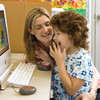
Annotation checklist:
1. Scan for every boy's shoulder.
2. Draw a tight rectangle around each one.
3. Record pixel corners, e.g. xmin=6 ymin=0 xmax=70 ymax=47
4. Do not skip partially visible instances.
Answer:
xmin=72 ymin=48 xmax=91 ymax=60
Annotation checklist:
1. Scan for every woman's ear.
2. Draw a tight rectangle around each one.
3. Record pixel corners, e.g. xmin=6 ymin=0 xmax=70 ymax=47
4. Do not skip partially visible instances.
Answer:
xmin=28 ymin=28 xmax=34 ymax=35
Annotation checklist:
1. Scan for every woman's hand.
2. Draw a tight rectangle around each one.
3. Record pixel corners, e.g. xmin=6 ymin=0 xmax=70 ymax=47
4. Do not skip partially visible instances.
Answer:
xmin=74 ymin=93 xmax=96 ymax=100
xmin=35 ymin=47 xmax=55 ymax=74
xmin=35 ymin=48 xmax=50 ymax=62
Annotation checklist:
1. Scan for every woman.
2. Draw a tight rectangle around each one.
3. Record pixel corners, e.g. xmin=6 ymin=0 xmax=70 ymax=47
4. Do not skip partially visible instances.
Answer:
xmin=24 ymin=7 xmax=54 ymax=67
xmin=23 ymin=7 xmax=98 ymax=100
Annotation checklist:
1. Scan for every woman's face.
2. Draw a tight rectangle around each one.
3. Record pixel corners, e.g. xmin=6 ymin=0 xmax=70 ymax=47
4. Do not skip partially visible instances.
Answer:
xmin=33 ymin=15 xmax=53 ymax=47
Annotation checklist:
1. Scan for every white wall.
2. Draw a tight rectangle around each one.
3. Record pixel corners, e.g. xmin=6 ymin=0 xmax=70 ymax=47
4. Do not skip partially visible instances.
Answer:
xmin=91 ymin=0 xmax=96 ymax=64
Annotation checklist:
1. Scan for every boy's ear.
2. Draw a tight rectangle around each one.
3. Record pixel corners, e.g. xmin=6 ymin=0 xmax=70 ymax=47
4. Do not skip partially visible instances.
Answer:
xmin=28 ymin=28 xmax=34 ymax=35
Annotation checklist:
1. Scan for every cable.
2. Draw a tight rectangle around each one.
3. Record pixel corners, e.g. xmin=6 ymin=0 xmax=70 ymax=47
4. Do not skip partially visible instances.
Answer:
xmin=0 ymin=85 xmax=9 ymax=91
xmin=12 ymin=85 xmax=19 ymax=93
xmin=0 ymin=84 xmax=19 ymax=94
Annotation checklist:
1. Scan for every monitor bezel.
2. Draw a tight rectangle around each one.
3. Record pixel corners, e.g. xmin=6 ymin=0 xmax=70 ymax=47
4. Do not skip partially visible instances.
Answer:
xmin=0 ymin=4 xmax=12 ymax=76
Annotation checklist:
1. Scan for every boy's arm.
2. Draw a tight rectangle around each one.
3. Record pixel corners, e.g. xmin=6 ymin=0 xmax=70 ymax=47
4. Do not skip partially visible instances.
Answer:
xmin=57 ymin=62 xmax=85 ymax=96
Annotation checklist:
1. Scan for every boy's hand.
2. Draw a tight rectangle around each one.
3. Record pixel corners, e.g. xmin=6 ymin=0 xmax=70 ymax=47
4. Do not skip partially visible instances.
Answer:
xmin=50 ymin=42 xmax=66 ymax=65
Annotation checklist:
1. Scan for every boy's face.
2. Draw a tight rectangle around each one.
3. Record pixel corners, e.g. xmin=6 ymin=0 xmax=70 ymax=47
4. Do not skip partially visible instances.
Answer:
xmin=33 ymin=15 xmax=53 ymax=47
xmin=53 ymin=27 xmax=74 ymax=52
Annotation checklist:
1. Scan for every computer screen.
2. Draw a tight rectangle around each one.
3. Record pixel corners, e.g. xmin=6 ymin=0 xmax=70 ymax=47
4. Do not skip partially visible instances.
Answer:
xmin=0 ymin=11 xmax=9 ymax=55
xmin=0 ymin=4 xmax=11 ymax=76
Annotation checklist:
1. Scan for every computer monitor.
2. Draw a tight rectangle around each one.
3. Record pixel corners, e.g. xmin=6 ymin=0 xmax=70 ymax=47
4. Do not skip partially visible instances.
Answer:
xmin=0 ymin=4 xmax=12 ymax=76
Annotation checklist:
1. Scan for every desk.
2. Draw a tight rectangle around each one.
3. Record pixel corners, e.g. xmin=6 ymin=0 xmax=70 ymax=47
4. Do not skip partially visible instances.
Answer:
xmin=0 ymin=53 xmax=52 ymax=100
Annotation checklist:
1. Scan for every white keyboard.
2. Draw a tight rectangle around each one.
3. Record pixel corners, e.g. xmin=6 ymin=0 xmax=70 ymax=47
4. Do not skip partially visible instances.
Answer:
xmin=7 ymin=62 xmax=36 ymax=87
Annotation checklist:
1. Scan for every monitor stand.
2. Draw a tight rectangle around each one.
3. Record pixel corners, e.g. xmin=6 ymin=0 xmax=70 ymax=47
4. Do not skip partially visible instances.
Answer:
xmin=0 ymin=64 xmax=13 ymax=85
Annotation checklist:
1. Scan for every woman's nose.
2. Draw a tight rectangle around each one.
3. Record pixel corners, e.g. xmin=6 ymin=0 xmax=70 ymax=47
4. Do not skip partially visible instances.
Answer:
xmin=43 ymin=26 xmax=48 ymax=32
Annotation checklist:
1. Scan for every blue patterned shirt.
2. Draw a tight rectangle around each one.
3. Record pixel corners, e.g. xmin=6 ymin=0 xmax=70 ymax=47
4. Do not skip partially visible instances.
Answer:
xmin=53 ymin=48 xmax=93 ymax=100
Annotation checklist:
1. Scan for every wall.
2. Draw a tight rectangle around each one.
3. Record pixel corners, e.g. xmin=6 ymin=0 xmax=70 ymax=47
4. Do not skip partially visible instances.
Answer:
xmin=0 ymin=1 xmax=51 ymax=53
xmin=91 ymin=0 xmax=95 ymax=64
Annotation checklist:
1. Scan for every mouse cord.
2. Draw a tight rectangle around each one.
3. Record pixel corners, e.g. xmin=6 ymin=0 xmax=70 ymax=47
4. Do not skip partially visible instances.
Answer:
xmin=0 ymin=85 xmax=9 ymax=91
xmin=12 ymin=85 xmax=19 ymax=93
xmin=0 ymin=84 xmax=19 ymax=93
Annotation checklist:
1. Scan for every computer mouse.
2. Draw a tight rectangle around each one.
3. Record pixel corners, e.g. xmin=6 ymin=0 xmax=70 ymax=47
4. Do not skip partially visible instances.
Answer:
xmin=19 ymin=86 xmax=36 ymax=95
xmin=38 ymin=61 xmax=51 ymax=71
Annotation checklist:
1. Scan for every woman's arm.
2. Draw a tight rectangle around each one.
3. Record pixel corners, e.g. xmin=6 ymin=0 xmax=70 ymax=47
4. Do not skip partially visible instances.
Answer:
xmin=75 ymin=66 xmax=99 ymax=100
xmin=90 ymin=67 xmax=99 ymax=98
xmin=74 ymin=93 xmax=95 ymax=100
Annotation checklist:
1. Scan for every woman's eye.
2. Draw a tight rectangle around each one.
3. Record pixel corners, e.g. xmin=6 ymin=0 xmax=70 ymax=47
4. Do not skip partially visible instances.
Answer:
xmin=36 ymin=26 xmax=41 ymax=30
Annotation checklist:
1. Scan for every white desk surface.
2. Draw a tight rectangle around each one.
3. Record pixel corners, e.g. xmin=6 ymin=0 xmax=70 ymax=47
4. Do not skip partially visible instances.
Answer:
xmin=0 ymin=53 xmax=52 ymax=100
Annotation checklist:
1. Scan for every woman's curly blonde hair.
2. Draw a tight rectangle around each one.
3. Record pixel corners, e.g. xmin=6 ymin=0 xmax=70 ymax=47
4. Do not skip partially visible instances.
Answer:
xmin=50 ymin=10 xmax=89 ymax=50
